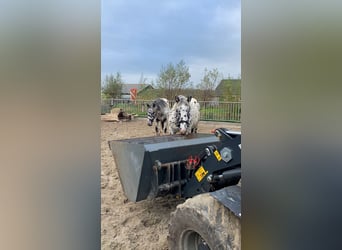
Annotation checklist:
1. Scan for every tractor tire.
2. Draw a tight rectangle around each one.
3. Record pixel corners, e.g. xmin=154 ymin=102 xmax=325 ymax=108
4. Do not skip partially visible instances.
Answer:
xmin=168 ymin=193 xmax=240 ymax=250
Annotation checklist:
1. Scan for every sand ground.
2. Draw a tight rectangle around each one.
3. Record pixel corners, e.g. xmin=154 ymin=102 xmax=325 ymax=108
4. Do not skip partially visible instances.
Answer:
xmin=101 ymin=117 xmax=241 ymax=249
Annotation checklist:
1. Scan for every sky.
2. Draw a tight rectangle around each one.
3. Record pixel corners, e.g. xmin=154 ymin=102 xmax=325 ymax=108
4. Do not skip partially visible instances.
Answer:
xmin=101 ymin=0 xmax=241 ymax=86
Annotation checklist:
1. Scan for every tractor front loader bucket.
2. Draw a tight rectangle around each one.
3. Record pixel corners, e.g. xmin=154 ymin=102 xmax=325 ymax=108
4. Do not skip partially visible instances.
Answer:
xmin=108 ymin=134 xmax=220 ymax=202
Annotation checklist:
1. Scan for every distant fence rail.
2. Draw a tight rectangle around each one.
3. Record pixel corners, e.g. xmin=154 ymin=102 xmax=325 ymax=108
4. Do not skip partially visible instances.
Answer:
xmin=101 ymin=99 xmax=241 ymax=122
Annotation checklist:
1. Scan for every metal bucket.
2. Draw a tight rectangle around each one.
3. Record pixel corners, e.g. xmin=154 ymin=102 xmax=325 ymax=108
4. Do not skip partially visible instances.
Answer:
xmin=108 ymin=134 xmax=220 ymax=202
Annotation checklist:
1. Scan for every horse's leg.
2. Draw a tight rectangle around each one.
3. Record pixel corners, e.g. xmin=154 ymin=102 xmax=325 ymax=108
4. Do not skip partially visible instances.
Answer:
xmin=155 ymin=120 xmax=161 ymax=136
xmin=168 ymin=122 xmax=175 ymax=135
xmin=169 ymin=124 xmax=175 ymax=135
xmin=169 ymin=126 xmax=173 ymax=135
xmin=161 ymin=120 xmax=167 ymax=134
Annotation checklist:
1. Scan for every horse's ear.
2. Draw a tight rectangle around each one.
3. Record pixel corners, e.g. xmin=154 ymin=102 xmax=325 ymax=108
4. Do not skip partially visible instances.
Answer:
xmin=187 ymin=96 xmax=192 ymax=102
xmin=175 ymin=96 xmax=180 ymax=102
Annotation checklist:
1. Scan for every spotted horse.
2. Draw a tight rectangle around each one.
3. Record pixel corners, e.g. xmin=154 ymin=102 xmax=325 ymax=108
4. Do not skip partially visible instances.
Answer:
xmin=146 ymin=98 xmax=170 ymax=135
xmin=168 ymin=95 xmax=200 ymax=135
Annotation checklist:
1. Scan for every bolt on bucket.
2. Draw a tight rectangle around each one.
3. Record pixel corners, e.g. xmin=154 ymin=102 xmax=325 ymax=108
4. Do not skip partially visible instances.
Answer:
xmin=108 ymin=134 xmax=220 ymax=202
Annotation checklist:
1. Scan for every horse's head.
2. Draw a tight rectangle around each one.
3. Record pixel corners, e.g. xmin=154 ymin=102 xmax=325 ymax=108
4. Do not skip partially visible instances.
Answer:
xmin=146 ymin=103 xmax=155 ymax=126
xmin=175 ymin=101 xmax=190 ymax=135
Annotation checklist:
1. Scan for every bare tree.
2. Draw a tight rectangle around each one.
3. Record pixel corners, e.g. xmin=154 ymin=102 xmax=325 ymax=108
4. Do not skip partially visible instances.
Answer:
xmin=102 ymin=72 xmax=123 ymax=99
xmin=138 ymin=72 xmax=148 ymax=85
xmin=198 ymin=68 xmax=222 ymax=102
xmin=156 ymin=60 xmax=191 ymax=100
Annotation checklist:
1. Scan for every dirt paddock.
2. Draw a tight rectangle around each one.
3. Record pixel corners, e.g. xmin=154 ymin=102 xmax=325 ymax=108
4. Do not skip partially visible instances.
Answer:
xmin=101 ymin=117 xmax=241 ymax=249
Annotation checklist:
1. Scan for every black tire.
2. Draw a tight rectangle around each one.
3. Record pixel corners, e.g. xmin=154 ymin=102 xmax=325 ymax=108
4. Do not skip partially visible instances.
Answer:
xmin=168 ymin=193 xmax=240 ymax=250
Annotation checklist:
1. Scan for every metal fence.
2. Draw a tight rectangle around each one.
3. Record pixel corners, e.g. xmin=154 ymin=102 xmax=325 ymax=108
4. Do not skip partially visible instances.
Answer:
xmin=101 ymin=99 xmax=241 ymax=123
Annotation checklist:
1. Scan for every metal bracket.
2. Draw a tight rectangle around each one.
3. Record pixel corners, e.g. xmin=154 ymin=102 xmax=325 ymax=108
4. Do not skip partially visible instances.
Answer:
xmin=210 ymin=185 xmax=241 ymax=218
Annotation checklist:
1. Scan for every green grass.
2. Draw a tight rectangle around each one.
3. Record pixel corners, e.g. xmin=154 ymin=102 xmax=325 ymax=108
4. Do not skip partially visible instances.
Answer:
xmin=200 ymin=106 xmax=241 ymax=122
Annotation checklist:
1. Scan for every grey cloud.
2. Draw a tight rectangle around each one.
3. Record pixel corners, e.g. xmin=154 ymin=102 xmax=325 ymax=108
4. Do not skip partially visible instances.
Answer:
xmin=102 ymin=0 xmax=240 ymax=82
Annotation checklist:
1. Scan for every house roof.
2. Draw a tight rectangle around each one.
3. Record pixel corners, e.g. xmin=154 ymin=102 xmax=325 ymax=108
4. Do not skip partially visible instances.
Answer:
xmin=121 ymin=84 xmax=153 ymax=94
xmin=215 ymin=79 xmax=241 ymax=96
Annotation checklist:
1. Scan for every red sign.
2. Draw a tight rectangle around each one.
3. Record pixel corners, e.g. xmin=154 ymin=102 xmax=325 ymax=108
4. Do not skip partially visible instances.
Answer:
xmin=130 ymin=88 xmax=137 ymax=101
